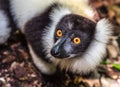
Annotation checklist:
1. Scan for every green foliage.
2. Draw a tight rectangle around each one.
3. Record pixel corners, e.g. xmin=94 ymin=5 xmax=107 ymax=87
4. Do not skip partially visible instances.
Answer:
xmin=101 ymin=60 xmax=110 ymax=65
xmin=112 ymin=63 xmax=120 ymax=71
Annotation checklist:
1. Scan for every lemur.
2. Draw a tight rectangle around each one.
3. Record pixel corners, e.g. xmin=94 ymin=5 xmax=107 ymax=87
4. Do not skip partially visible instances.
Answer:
xmin=0 ymin=0 xmax=112 ymax=75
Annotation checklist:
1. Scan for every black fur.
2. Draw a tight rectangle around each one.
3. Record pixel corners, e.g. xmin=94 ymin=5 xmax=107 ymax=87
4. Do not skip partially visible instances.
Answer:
xmin=24 ymin=4 xmax=60 ymax=62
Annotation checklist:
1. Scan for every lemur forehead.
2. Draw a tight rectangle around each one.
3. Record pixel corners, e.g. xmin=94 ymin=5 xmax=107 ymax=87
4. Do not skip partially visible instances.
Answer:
xmin=68 ymin=22 xmax=73 ymax=30
xmin=57 ymin=14 xmax=96 ymax=31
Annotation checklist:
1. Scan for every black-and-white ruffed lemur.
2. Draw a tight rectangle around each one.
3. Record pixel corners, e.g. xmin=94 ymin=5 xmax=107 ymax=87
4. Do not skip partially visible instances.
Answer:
xmin=0 ymin=0 xmax=112 ymax=75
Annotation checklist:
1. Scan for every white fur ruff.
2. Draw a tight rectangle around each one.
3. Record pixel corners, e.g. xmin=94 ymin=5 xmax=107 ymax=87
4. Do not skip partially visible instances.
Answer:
xmin=0 ymin=10 xmax=11 ymax=44
xmin=43 ymin=7 xmax=112 ymax=74
xmin=28 ymin=44 xmax=56 ymax=75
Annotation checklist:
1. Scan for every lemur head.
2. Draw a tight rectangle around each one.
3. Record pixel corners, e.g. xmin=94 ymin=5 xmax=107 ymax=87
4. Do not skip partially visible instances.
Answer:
xmin=39 ymin=3 xmax=112 ymax=74
xmin=51 ymin=14 xmax=96 ymax=59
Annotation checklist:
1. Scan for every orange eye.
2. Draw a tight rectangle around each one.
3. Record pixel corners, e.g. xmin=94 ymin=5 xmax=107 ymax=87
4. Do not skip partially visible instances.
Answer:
xmin=56 ymin=29 xmax=62 ymax=37
xmin=73 ymin=37 xmax=81 ymax=44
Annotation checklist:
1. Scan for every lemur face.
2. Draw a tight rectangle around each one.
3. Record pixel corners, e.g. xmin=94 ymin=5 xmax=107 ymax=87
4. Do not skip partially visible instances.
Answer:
xmin=51 ymin=14 xmax=96 ymax=59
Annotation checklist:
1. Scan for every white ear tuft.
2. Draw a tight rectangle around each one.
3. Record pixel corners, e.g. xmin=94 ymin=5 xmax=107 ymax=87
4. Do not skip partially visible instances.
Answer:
xmin=95 ymin=18 xmax=113 ymax=44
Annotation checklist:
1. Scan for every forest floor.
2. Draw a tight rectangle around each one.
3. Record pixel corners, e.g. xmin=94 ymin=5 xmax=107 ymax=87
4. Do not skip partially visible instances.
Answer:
xmin=0 ymin=0 xmax=120 ymax=87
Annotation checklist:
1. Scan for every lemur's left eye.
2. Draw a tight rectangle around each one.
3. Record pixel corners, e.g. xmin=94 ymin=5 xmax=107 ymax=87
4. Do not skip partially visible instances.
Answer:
xmin=56 ymin=29 xmax=62 ymax=37
xmin=73 ymin=37 xmax=81 ymax=45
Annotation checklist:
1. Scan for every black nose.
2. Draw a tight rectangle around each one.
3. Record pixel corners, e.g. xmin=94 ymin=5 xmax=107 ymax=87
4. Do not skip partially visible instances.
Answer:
xmin=51 ymin=46 xmax=61 ymax=58
xmin=51 ymin=45 xmax=70 ymax=58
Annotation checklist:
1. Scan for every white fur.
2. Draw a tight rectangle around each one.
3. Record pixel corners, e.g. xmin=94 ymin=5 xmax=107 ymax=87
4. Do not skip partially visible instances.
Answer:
xmin=10 ymin=0 xmax=54 ymax=32
xmin=28 ymin=44 xmax=56 ymax=75
xmin=0 ymin=10 xmax=11 ymax=44
xmin=55 ymin=0 xmax=96 ymax=21
xmin=42 ymin=6 xmax=112 ymax=74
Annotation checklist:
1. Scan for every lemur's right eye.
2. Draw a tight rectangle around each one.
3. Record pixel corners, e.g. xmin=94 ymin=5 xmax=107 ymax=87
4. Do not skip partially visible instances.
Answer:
xmin=73 ymin=37 xmax=81 ymax=45
xmin=56 ymin=29 xmax=62 ymax=37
